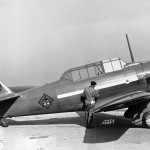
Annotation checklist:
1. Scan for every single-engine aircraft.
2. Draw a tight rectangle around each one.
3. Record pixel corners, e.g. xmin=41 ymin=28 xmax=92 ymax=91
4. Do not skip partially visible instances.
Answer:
xmin=1 ymin=35 xmax=150 ymax=128
xmin=1 ymin=57 xmax=150 ymax=128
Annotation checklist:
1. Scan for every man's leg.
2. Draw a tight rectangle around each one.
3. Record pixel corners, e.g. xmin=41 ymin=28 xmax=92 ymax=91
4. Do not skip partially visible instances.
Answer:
xmin=85 ymin=101 xmax=91 ymax=128
xmin=85 ymin=103 xmax=95 ymax=128
xmin=87 ymin=106 xmax=94 ymax=128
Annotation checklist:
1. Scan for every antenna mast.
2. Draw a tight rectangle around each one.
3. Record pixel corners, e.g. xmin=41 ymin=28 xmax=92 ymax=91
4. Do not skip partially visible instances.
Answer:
xmin=126 ymin=34 xmax=135 ymax=62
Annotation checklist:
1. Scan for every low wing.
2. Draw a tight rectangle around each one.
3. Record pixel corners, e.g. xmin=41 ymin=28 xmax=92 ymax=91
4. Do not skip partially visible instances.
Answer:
xmin=94 ymin=91 xmax=150 ymax=113
xmin=0 ymin=81 xmax=20 ymax=117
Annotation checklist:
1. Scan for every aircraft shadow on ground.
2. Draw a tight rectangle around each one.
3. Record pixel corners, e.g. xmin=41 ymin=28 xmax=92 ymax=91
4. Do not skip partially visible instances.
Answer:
xmin=1 ymin=111 xmax=142 ymax=143
xmin=79 ymin=112 xmax=135 ymax=143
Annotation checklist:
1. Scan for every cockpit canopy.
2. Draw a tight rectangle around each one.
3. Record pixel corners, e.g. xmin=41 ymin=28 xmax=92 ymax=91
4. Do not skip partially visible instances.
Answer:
xmin=61 ymin=57 xmax=126 ymax=82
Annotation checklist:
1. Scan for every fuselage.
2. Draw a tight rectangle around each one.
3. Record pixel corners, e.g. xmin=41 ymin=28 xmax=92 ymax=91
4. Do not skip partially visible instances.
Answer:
xmin=4 ymin=61 xmax=150 ymax=118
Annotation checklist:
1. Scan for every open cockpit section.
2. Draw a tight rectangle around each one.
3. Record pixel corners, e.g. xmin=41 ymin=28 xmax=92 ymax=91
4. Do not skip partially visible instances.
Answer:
xmin=60 ymin=57 xmax=126 ymax=82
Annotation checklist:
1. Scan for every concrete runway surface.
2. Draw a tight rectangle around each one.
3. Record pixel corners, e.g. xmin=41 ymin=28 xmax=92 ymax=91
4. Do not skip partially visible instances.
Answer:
xmin=0 ymin=110 xmax=150 ymax=150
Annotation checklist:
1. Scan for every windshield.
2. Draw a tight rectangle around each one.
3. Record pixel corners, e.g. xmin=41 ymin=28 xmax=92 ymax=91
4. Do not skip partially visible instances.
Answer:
xmin=61 ymin=57 xmax=126 ymax=82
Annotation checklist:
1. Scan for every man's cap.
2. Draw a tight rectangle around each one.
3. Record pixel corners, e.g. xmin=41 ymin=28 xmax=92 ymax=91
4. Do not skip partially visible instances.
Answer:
xmin=91 ymin=81 xmax=97 ymax=86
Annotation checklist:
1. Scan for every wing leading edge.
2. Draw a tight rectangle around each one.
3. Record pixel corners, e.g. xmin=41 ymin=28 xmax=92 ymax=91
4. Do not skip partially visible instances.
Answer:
xmin=94 ymin=91 xmax=150 ymax=113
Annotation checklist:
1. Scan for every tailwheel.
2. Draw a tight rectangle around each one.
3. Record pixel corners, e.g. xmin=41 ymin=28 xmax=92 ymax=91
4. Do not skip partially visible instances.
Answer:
xmin=142 ymin=112 xmax=150 ymax=128
xmin=1 ymin=118 xmax=8 ymax=127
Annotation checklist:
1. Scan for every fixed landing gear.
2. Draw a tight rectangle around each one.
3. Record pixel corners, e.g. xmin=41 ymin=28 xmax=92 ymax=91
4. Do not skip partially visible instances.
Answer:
xmin=142 ymin=112 xmax=150 ymax=128
xmin=0 ymin=118 xmax=8 ymax=127
xmin=124 ymin=104 xmax=150 ymax=128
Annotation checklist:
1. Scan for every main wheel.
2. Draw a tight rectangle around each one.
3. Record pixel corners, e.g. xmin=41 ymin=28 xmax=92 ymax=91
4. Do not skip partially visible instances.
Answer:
xmin=142 ymin=112 xmax=150 ymax=128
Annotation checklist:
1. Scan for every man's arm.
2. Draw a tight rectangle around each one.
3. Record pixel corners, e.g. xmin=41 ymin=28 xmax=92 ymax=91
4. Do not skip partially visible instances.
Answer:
xmin=81 ymin=90 xmax=86 ymax=101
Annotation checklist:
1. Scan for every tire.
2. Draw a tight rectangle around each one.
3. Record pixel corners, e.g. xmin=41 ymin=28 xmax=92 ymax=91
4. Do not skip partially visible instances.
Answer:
xmin=142 ymin=112 xmax=150 ymax=128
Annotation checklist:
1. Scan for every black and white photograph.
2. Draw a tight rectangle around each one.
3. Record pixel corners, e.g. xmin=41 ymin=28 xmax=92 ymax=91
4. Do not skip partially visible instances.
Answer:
xmin=0 ymin=0 xmax=150 ymax=150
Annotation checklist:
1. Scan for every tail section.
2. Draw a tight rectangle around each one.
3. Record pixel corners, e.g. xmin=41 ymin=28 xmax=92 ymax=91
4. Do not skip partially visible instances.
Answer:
xmin=0 ymin=81 xmax=20 ymax=103
xmin=0 ymin=81 xmax=14 ymax=95
xmin=0 ymin=81 xmax=20 ymax=119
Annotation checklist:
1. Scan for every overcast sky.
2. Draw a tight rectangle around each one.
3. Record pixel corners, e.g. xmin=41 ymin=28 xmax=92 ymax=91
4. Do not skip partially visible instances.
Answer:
xmin=0 ymin=0 xmax=150 ymax=86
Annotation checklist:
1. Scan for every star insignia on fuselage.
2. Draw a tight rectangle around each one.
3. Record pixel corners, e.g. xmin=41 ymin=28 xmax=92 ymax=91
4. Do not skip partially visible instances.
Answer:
xmin=38 ymin=93 xmax=54 ymax=109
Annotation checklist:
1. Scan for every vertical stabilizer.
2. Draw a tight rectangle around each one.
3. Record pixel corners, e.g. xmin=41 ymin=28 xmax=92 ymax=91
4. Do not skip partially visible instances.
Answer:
xmin=0 ymin=81 xmax=14 ymax=95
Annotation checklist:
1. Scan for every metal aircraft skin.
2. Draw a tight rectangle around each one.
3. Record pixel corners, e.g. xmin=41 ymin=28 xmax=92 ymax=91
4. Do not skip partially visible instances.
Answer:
xmin=9 ymin=86 xmax=36 ymax=93
xmin=1 ymin=57 xmax=150 ymax=128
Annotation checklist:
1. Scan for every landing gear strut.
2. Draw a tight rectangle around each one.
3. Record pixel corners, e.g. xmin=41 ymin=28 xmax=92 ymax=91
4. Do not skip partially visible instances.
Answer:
xmin=0 ymin=118 xmax=8 ymax=127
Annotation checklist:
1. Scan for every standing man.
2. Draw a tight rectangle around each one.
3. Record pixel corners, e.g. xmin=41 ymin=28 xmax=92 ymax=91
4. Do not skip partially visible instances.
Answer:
xmin=82 ymin=81 xmax=100 ymax=128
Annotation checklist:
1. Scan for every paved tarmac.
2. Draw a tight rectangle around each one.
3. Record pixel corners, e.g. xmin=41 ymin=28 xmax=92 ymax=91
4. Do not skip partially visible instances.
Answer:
xmin=0 ymin=110 xmax=150 ymax=150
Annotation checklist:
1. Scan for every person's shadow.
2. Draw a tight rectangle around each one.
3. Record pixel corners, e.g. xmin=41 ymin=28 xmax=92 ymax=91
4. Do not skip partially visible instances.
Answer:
xmin=0 ymin=111 xmax=141 ymax=143
xmin=80 ymin=112 xmax=136 ymax=143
